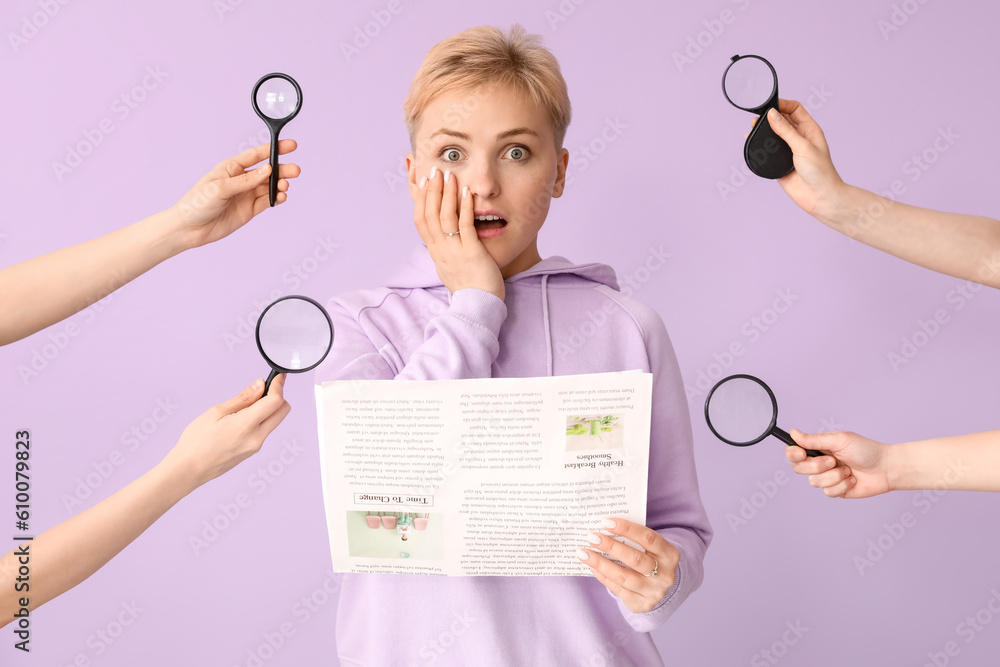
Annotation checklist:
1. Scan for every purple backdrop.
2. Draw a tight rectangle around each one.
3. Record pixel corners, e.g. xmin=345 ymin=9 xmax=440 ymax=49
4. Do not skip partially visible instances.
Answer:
xmin=2 ymin=1 xmax=999 ymax=665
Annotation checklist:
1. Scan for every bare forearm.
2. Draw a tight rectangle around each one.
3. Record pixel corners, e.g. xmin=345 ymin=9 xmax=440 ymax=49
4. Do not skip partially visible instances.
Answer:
xmin=0 ymin=459 xmax=194 ymax=623
xmin=889 ymin=430 xmax=1000 ymax=492
xmin=821 ymin=185 xmax=1000 ymax=288
xmin=0 ymin=208 xmax=190 ymax=346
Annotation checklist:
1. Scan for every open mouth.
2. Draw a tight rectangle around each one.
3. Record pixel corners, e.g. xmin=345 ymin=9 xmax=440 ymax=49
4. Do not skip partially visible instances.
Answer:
xmin=474 ymin=213 xmax=507 ymax=230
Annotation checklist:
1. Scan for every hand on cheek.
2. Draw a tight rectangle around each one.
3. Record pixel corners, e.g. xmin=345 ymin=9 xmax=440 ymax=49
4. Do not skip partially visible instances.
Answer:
xmin=576 ymin=517 xmax=680 ymax=614
xmin=413 ymin=167 xmax=505 ymax=301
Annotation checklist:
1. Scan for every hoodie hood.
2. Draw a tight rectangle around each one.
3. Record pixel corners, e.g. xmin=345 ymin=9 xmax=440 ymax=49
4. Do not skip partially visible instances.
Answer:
xmin=385 ymin=244 xmax=621 ymax=377
xmin=385 ymin=244 xmax=621 ymax=291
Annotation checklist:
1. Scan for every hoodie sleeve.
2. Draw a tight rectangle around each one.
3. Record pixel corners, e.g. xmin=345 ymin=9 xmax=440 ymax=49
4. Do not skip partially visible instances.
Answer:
xmin=315 ymin=287 xmax=507 ymax=383
xmin=607 ymin=302 xmax=713 ymax=632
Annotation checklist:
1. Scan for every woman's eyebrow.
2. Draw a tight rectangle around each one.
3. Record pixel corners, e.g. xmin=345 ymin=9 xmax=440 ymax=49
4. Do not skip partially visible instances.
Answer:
xmin=429 ymin=128 xmax=469 ymax=140
xmin=428 ymin=127 xmax=539 ymax=141
xmin=496 ymin=127 xmax=538 ymax=140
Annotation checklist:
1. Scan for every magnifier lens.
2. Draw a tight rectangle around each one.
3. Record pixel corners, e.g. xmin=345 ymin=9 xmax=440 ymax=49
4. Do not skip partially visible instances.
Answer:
xmin=724 ymin=56 xmax=776 ymax=111
xmin=257 ymin=297 xmax=332 ymax=372
xmin=255 ymin=77 xmax=299 ymax=120
xmin=706 ymin=377 xmax=776 ymax=445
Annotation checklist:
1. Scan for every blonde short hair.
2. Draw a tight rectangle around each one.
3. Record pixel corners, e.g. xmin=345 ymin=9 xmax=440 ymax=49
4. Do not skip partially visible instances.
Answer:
xmin=403 ymin=25 xmax=572 ymax=148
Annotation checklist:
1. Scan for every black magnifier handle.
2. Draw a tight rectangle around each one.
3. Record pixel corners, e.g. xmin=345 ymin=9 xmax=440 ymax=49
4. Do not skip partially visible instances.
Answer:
xmin=771 ymin=426 xmax=823 ymax=458
xmin=263 ymin=368 xmax=280 ymax=397
xmin=746 ymin=109 xmax=794 ymax=179
xmin=268 ymin=125 xmax=280 ymax=207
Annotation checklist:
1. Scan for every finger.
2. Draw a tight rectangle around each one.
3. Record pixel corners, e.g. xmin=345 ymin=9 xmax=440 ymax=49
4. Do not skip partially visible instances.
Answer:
xmin=228 ymin=140 xmax=299 ymax=173
xmin=790 ymin=428 xmax=848 ymax=456
xmin=250 ymin=178 xmax=291 ymax=199
xmin=578 ymin=549 xmax=651 ymax=606
xmin=439 ymin=169 xmax=459 ymax=235
xmin=423 ymin=167 xmax=444 ymax=237
xmin=214 ymin=378 xmax=265 ymax=416
xmin=785 ymin=445 xmax=806 ymax=462
xmin=824 ymin=475 xmax=858 ymax=498
xmin=808 ymin=463 xmax=853 ymax=489
xmin=790 ymin=455 xmax=838 ymax=475
xmin=238 ymin=372 xmax=291 ymax=425
xmin=766 ymin=107 xmax=813 ymax=155
xmin=457 ymin=184 xmax=476 ymax=244
xmin=258 ymin=399 xmax=291 ymax=438
xmin=250 ymin=190 xmax=289 ymax=217
xmin=214 ymin=163 xmax=273 ymax=201
xmin=775 ymin=100 xmax=829 ymax=149
xmin=273 ymin=163 xmax=301 ymax=180
xmin=413 ymin=170 xmax=433 ymax=246
xmin=257 ymin=376 xmax=291 ymax=435
xmin=585 ymin=531 xmax=657 ymax=577
xmin=600 ymin=518 xmax=665 ymax=558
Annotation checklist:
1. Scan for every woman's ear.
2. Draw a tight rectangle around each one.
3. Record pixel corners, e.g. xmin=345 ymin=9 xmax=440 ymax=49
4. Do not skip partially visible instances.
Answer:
xmin=552 ymin=148 xmax=569 ymax=198
xmin=406 ymin=152 xmax=418 ymax=202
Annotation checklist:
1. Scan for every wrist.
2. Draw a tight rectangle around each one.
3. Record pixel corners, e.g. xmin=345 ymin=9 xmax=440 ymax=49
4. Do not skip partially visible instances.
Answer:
xmin=812 ymin=181 xmax=859 ymax=228
xmin=150 ymin=451 xmax=203 ymax=500
xmin=885 ymin=440 xmax=916 ymax=491
xmin=144 ymin=207 xmax=195 ymax=257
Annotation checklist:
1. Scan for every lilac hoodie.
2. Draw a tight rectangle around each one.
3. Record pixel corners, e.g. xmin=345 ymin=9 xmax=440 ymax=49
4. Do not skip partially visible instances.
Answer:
xmin=314 ymin=245 xmax=712 ymax=667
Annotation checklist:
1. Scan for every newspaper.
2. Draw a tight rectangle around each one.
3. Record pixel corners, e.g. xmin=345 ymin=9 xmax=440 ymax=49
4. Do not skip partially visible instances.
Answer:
xmin=315 ymin=371 xmax=652 ymax=576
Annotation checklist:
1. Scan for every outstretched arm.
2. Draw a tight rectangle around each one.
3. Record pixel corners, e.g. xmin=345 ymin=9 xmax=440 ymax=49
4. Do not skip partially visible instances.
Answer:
xmin=765 ymin=100 xmax=1000 ymax=288
xmin=0 ymin=141 xmax=301 ymax=346
xmin=0 ymin=375 xmax=290 ymax=624
xmin=785 ymin=427 xmax=1000 ymax=498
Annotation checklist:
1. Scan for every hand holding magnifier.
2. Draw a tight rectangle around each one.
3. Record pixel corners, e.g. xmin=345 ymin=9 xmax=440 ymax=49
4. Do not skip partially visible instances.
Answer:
xmin=255 ymin=295 xmax=333 ymax=396
xmin=704 ymin=374 xmax=822 ymax=457
xmin=252 ymin=73 xmax=302 ymax=207
xmin=722 ymin=55 xmax=794 ymax=179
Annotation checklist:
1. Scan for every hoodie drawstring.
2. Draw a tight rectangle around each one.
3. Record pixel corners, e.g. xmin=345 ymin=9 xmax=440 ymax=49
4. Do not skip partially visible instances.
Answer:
xmin=541 ymin=274 xmax=553 ymax=376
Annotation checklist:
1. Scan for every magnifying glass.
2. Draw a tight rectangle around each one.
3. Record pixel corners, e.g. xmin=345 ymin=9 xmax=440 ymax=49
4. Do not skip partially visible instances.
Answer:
xmin=252 ymin=73 xmax=302 ymax=207
xmin=255 ymin=295 xmax=333 ymax=396
xmin=704 ymin=374 xmax=822 ymax=457
xmin=722 ymin=55 xmax=794 ymax=180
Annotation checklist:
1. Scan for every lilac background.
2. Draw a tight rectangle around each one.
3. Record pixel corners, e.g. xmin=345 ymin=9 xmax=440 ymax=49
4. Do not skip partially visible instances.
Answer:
xmin=2 ymin=1 xmax=999 ymax=665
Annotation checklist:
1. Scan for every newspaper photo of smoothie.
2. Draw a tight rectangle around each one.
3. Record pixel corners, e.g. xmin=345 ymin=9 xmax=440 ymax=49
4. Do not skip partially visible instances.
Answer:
xmin=565 ymin=415 xmax=625 ymax=451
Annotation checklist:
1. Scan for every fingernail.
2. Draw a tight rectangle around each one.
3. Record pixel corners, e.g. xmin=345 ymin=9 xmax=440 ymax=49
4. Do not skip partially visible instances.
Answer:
xmin=257 ymin=164 xmax=269 ymax=175
xmin=586 ymin=532 xmax=602 ymax=545
xmin=429 ymin=166 xmax=438 ymax=180
xmin=419 ymin=176 xmax=427 ymax=189
xmin=251 ymin=378 xmax=262 ymax=390
xmin=462 ymin=186 xmax=469 ymax=198
xmin=767 ymin=108 xmax=781 ymax=122
xmin=575 ymin=549 xmax=590 ymax=562
xmin=601 ymin=519 xmax=617 ymax=530
xmin=443 ymin=169 xmax=451 ymax=184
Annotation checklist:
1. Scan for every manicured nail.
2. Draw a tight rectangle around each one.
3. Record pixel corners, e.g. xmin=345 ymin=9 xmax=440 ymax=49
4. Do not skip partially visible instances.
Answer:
xmin=429 ymin=166 xmax=438 ymax=180
xmin=419 ymin=176 xmax=427 ymax=189
xmin=443 ymin=169 xmax=451 ymax=184
xmin=576 ymin=549 xmax=590 ymax=562
xmin=586 ymin=532 xmax=602 ymax=545
xmin=251 ymin=378 xmax=262 ymax=390
xmin=462 ymin=186 xmax=469 ymax=198
xmin=601 ymin=519 xmax=617 ymax=530
xmin=767 ymin=108 xmax=781 ymax=122
xmin=257 ymin=164 xmax=269 ymax=175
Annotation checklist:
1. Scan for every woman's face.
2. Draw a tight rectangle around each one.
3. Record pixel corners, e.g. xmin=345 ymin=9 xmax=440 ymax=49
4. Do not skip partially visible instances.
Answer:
xmin=408 ymin=83 xmax=569 ymax=277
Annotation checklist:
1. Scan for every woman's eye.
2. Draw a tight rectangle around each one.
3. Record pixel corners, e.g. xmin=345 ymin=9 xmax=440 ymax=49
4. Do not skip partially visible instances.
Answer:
xmin=506 ymin=146 xmax=528 ymax=160
xmin=443 ymin=149 xmax=462 ymax=162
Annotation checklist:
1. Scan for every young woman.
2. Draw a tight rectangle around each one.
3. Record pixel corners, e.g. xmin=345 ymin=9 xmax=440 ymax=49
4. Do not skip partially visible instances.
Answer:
xmin=314 ymin=25 xmax=711 ymax=666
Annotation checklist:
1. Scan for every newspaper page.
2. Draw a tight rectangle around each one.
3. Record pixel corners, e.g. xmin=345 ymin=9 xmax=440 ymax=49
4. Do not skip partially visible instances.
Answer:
xmin=315 ymin=371 xmax=652 ymax=576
